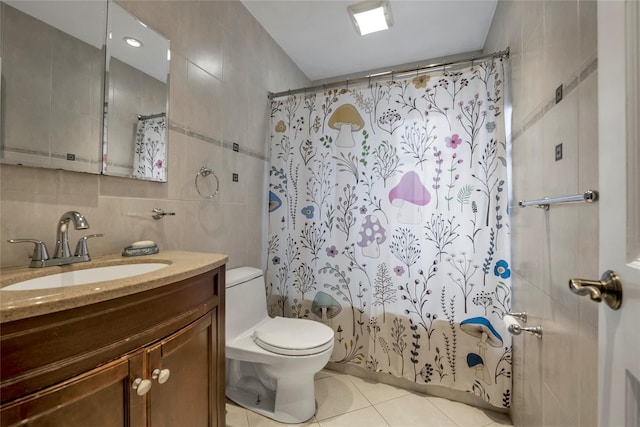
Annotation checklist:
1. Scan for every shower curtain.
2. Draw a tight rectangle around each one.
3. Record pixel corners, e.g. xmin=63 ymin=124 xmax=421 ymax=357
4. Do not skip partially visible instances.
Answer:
xmin=267 ymin=58 xmax=511 ymax=408
xmin=133 ymin=114 xmax=167 ymax=181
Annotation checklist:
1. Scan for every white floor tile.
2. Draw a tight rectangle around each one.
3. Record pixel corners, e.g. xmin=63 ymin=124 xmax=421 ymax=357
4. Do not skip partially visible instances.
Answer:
xmin=314 ymin=374 xmax=372 ymax=421
xmin=228 ymin=369 xmax=512 ymax=427
xmin=246 ymin=410 xmax=319 ymax=427
xmin=484 ymin=421 xmax=513 ymax=427
xmin=426 ymin=396 xmax=511 ymax=427
xmin=226 ymin=402 xmax=250 ymax=427
xmin=318 ymin=406 xmax=390 ymax=427
xmin=315 ymin=369 xmax=339 ymax=380
xmin=346 ymin=375 xmax=411 ymax=405
xmin=374 ymin=393 xmax=458 ymax=427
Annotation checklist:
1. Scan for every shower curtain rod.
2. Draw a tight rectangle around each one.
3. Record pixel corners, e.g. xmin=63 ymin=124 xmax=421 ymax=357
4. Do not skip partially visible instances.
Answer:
xmin=268 ymin=47 xmax=509 ymax=100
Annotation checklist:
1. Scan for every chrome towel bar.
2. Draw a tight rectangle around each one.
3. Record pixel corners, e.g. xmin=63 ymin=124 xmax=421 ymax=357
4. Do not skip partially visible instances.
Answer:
xmin=518 ymin=190 xmax=599 ymax=210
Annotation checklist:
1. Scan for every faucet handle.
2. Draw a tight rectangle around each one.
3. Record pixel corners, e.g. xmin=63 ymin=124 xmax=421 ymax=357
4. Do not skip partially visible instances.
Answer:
xmin=8 ymin=239 xmax=50 ymax=262
xmin=74 ymin=234 xmax=103 ymax=257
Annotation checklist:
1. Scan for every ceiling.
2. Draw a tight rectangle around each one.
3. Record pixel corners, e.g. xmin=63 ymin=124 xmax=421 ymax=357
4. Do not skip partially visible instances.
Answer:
xmin=241 ymin=0 xmax=498 ymax=82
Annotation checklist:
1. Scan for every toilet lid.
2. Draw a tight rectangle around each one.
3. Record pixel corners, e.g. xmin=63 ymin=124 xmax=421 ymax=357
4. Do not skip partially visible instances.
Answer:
xmin=252 ymin=317 xmax=334 ymax=356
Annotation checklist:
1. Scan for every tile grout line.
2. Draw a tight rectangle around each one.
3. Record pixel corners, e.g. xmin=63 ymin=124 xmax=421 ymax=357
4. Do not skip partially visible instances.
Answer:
xmin=512 ymin=56 xmax=597 ymax=143
xmin=313 ymin=373 xmax=380 ymax=423
xmin=168 ymin=121 xmax=268 ymax=161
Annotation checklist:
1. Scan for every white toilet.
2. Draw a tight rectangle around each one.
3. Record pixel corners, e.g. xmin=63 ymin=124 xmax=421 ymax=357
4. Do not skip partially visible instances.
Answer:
xmin=225 ymin=267 xmax=335 ymax=423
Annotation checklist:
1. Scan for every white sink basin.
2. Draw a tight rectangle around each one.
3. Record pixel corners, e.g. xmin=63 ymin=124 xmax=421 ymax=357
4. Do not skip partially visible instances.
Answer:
xmin=1 ymin=263 xmax=169 ymax=291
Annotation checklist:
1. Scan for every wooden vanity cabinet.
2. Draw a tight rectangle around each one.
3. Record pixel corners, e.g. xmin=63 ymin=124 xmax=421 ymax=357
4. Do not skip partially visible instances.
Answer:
xmin=0 ymin=266 xmax=225 ymax=427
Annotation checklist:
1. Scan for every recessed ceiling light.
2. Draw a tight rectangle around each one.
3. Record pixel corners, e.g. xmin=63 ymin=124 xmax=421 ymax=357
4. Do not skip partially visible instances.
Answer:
xmin=123 ymin=37 xmax=143 ymax=48
xmin=348 ymin=0 xmax=393 ymax=36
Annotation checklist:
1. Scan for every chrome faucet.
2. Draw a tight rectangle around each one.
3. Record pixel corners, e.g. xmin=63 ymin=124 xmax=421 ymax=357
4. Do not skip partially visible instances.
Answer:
xmin=54 ymin=211 xmax=90 ymax=259
xmin=8 ymin=211 xmax=102 ymax=268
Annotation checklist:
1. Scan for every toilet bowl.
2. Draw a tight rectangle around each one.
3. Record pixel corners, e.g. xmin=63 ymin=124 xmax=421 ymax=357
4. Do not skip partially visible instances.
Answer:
xmin=225 ymin=267 xmax=334 ymax=423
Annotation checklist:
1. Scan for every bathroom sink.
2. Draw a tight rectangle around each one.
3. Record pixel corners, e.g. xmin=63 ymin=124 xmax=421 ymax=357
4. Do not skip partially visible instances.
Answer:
xmin=1 ymin=263 xmax=169 ymax=291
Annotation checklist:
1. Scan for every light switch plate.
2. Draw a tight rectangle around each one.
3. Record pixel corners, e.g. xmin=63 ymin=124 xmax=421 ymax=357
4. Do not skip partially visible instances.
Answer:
xmin=555 ymin=84 xmax=563 ymax=104
xmin=555 ymin=143 xmax=563 ymax=161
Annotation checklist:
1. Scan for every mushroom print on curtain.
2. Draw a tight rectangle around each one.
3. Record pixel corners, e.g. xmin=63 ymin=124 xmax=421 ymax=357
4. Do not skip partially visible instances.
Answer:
xmin=267 ymin=58 xmax=512 ymax=409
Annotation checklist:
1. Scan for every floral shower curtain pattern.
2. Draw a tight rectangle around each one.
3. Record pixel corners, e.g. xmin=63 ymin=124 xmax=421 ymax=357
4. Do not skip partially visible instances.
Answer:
xmin=267 ymin=59 xmax=511 ymax=408
xmin=133 ymin=114 xmax=167 ymax=181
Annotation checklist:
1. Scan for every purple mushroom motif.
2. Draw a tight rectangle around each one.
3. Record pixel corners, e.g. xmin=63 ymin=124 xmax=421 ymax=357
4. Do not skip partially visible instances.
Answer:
xmin=388 ymin=171 xmax=431 ymax=224
xmin=460 ymin=317 xmax=503 ymax=385
xmin=356 ymin=215 xmax=387 ymax=258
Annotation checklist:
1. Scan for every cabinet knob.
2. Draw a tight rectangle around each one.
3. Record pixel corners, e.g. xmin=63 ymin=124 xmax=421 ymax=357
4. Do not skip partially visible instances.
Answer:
xmin=132 ymin=378 xmax=152 ymax=396
xmin=152 ymin=368 xmax=171 ymax=384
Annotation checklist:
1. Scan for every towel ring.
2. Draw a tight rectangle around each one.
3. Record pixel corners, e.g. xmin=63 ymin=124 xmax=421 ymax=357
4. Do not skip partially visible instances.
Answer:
xmin=195 ymin=166 xmax=219 ymax=199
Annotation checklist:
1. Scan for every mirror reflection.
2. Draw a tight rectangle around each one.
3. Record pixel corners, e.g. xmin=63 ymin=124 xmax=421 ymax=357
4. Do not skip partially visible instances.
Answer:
xmin=0 ymin=1 xmax=107 ymax=174
xmin=102 ymin=1 xmax=170 ymax=182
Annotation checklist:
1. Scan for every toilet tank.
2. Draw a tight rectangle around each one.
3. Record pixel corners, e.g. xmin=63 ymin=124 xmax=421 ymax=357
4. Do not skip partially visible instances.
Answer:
xmin=226 ymin=267 xmax=269 ymax=339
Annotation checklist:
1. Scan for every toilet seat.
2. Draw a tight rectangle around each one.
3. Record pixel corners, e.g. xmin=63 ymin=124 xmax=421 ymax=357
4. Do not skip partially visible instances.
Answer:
xmin=252 ymin=317 xmax=334 ymax=356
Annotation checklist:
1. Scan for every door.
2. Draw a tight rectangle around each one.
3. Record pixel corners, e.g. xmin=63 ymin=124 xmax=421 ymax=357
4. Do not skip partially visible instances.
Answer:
xmin=147 ymin=312 xmax=218 ymax=427
xmin=597 ymin=1 xmax=640 ymax=426
xmin=0 ymin=357 xmax=134 ymax=427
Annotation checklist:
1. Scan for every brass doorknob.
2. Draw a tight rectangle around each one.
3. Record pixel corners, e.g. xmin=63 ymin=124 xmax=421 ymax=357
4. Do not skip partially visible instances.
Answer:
xmin=568 ymin=270 xmax=622 ymax=310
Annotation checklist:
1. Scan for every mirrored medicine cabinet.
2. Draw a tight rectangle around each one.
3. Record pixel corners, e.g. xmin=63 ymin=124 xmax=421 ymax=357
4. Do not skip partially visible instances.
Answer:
xmin=0 ymin=0 xmax=170 ymax=182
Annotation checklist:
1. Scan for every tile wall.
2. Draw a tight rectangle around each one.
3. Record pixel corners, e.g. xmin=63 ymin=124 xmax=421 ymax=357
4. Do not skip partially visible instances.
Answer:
xmin=0 ymin=0 xmax=310 ymax=269
xmin=483 ymin=1 xmax=599 ymax=425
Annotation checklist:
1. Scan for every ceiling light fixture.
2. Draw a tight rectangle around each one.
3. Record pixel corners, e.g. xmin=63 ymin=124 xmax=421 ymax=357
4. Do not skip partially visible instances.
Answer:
xmin=123 ymin=36 xmax=143 ymax=48
xmin=348 ymin=0 xmax=393 ymax=36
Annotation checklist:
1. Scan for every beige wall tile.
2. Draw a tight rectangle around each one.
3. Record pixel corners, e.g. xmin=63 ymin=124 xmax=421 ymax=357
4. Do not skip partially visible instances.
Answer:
xmin=543 ymin=0 xmax=579 ymax=94
xmin=542 ymin=294 xmax=581 ymax=422
xmin=578 ymin=0 xmax=598 ymax=67
xmin=187 ymin=1 xmax=225 ymax=80
xmin=520 ymin=22 xmax=544 ymax=123
xmin=542 ymin=383 xmax=575 ymax=427
xmin=577 ymin=317 xmax=598 ymax=426
xmin=132 ymin=1 xmax=190 ymax=57
xmin=483 ymin=0 xmax=599 ymax=425
xmin=541 ymin=91 xmax=579 ymax=197
xmin=186 ymin=62 xmax=223 ymax=140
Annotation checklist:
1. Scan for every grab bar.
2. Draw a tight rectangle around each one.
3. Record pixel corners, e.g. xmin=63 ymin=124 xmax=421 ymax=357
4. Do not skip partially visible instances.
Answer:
xmin=518 ymin=190 xmax=598 ymax=210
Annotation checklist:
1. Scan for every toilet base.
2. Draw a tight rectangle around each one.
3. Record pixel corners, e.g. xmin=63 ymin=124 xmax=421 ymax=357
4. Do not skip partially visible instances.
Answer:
xmin=226 ymin=374 xmax=317 ymax=423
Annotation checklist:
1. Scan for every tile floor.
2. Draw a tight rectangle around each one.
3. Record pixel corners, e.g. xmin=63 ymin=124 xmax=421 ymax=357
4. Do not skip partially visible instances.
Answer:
xmin=226 ymin=369 xmax=513 ymax=427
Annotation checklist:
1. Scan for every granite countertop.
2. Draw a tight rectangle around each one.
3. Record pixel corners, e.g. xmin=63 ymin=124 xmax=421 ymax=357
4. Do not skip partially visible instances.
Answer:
xmin=0 ymin=251 xmax=228 ymax=323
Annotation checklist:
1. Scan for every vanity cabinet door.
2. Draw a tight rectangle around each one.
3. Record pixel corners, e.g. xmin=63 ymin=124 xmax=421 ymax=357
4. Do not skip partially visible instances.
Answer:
xmin=146 ymin=311 xmax=218 ymax=427
xmin=0 ymin=353 xmax=143 ymax=427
